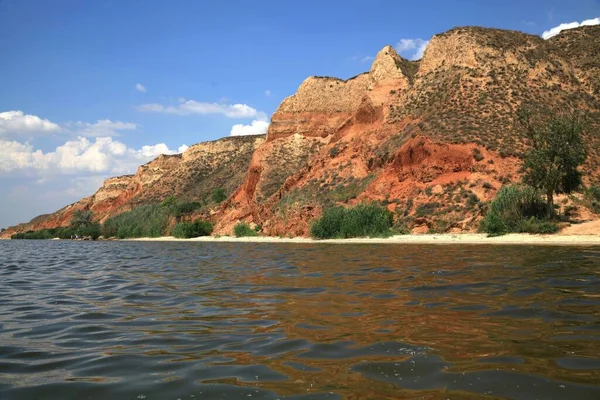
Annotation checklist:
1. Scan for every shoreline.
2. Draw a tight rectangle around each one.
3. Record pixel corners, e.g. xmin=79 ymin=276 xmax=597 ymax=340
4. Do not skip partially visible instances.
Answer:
xmin=124 ymin=233 xmax=600 ymax=246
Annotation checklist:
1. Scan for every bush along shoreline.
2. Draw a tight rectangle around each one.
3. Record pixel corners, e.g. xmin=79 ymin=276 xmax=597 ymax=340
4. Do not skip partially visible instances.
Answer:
xmin=310 ymin=203 xmax=394 ymax=239
xmin=11 ymin=197 xmax=214 ymax=240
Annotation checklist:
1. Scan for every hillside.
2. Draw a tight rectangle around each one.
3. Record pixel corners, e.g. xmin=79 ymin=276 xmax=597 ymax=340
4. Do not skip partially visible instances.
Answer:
xmin=3 ymin=25 xmax=599 ymax=239
xmin=215 ymin=25 xmax=600 ymax=236
xmin=1 ymin=135 xmax=264 ymax=237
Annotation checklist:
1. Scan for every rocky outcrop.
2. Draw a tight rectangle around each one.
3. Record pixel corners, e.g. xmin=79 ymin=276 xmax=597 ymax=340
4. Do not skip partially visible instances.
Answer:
xmin=267 ymin=46 xmax=414 ymax=142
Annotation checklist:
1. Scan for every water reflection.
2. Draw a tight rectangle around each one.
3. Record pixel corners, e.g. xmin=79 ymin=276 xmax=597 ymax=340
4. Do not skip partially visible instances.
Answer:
xmin=0 ymin=241 xmax=599 ymax=399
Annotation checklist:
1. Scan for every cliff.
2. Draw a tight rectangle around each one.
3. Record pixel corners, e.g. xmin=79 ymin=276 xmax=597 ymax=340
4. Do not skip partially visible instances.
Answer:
xmin=214 ymin=25 xmax=600 ymax=236
xmin=3 ymin=25 xmax=599 ymax=238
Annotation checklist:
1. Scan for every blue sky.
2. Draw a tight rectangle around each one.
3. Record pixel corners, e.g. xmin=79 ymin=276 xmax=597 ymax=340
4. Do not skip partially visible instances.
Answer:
xmin=1 ymin=0 xmax=599 ymax=228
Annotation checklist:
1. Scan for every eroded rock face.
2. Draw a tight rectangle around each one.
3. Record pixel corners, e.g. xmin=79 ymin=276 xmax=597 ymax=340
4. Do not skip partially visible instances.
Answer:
xmin=266 ymin=46 xmax=413 ymax=142
xmin=266 ymin=75 xmax=371 ymax=141
xmin=369 ymin=45 xmax=414 ymax=86
xmin=93 ymin=176 xmax=136 ymax=203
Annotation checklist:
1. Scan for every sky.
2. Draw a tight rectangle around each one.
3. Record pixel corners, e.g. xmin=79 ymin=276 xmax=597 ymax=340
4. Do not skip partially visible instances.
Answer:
xmin=1 ymin=0 xmax=599 ymax=228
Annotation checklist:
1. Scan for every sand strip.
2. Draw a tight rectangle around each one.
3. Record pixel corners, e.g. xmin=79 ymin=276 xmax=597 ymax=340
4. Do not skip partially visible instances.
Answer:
xmin=125 ymin=233 xmax=600 ymax=246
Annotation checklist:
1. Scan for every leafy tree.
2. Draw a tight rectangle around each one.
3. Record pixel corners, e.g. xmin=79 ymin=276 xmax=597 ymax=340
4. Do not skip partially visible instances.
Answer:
xmin=70 ymin=210 xmax=93 ymax=229
xmin=212 ymin=188 xmax=227 ymax=203
xmin=78 ymin=223 xmax=101 ymax=240
xmin=517 ymin=108 xmax=588 ymax=217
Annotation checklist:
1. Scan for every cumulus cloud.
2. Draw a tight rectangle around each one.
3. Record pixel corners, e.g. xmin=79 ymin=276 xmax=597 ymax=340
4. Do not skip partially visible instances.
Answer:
xmin=135 ymin=83 xmax=147 ymax=93
xmin=136 ymin=99 xmax=264 ymax=118
xmin=230 ymin=119 xmax=269 ymax=136
xmin=542 ymin=17 xmax=600 ymax=39
xmin=0 ymin=136 xmax=187 ymax=175
xmin=0 ymin=110 xmax=61 ymax=136
xmin=66 ymin=119 xmax=137 ymax=137
xmin=1 ymin=110 xmax=139 ymax=139
xmin=395 ymin=38 xmax=429 ymax=60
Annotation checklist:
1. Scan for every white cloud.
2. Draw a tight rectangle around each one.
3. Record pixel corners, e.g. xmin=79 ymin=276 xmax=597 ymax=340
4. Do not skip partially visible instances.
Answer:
xmin=230 ymin=119 xmax=269 ymax=136
xmin=135 ymin=83 xmax=147 ymax=93
xmin=0 ymin=136 xmax=187 ymax=175
xmin=178 ymin=144 xmax=189 ymax=153
xmin=66 ymin=119 xmax=137 ymax=137
xmin=139 ymin=143 xmax=176 ymax=158
xmin=136 ymin=99 xmax=264 ymax=118
xmin=1 ymin=110 xmax=139 ymax=139
xmin=395 ymin=38 xmax=429 ymax=60
xmin=542 ymin=17 xmax=600 ymax=39
xmin=395 ymin=39 xmax=421 ymax=52
xmin=413 ymin=41 xmax=429 ymax=60
xmin=0 ymin=110 xmax=61 ymax=136
xmin=265 ymin=90 xmax=271 ymax=97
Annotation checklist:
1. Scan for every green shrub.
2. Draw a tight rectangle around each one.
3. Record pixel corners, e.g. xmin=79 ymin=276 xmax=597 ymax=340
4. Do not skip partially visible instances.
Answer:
xmin=11 ymin=230 xmax=53 ymax=240
xmin=102 ymin=204 xmax=170 ymax=238
xmin=310 ymin=203 xmax=393 ymax=239
xmin=173 ymin=202 xmax=202 ymax=217
xmin=517 ymin=218 xmax=559 ymax=234
xmin=212 ymin=188 xmax=227 ymax=203
xmin=11 ymin=224 xmax=99 ymax=240
xmin=309 ymin=206 xmax=346 ymax=239
xmin=233 ymin=222 xmax=258 ymax=237
xmin=588 ymin=186 xmax=600 ymax=202
xmin=161 ymin=196 xmax=178 ymax=208
xmin=466 ymin=193 xmax=479 ymax=207
xmin=585 ymin=186 xmax=600 ymax=213
xmin=415 ymin=202 xmax=440 ymax=217
xmin=172 ymin=220 xmax=213 ymax=238
xmin=481 ymin=185 xmax=556 ymax=236
xmin=391 ymin=219 xmax=410 ymax=235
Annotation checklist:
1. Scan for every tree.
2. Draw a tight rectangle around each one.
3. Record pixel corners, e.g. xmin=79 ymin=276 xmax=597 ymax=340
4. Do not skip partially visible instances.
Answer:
xmin=70 ymin=210 xmax=100 ymax=239
xmin=212 ymin=188 xmax=227 ymax=203
xmin=70 ymin=210 xmax=93 ymax=229
xmin=517 ymin=108 xmax=588 ymax=217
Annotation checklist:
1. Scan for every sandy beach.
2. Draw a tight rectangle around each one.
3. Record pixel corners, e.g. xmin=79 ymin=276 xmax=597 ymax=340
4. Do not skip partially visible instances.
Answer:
xmin=126 ymin=233 xmax=600 ymax=246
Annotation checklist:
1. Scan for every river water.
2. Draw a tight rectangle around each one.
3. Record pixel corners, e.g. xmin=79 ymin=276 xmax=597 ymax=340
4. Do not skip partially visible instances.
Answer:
xmin=0 ymin=241 xmax=599 ymax=399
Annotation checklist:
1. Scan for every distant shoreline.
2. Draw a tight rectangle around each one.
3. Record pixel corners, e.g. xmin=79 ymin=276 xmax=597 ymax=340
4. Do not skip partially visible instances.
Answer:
xmin=121 ymin=233 xmax=600 ymax=246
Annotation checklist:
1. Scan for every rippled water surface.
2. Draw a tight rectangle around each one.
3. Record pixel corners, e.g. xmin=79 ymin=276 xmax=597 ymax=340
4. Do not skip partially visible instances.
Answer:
xmin=1 ymin=241 xmax=600 ymax=399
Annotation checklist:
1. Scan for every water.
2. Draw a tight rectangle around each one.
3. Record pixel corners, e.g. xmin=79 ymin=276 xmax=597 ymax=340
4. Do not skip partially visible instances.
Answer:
xmin=1 ymin=241 xmax=599 ymax=400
